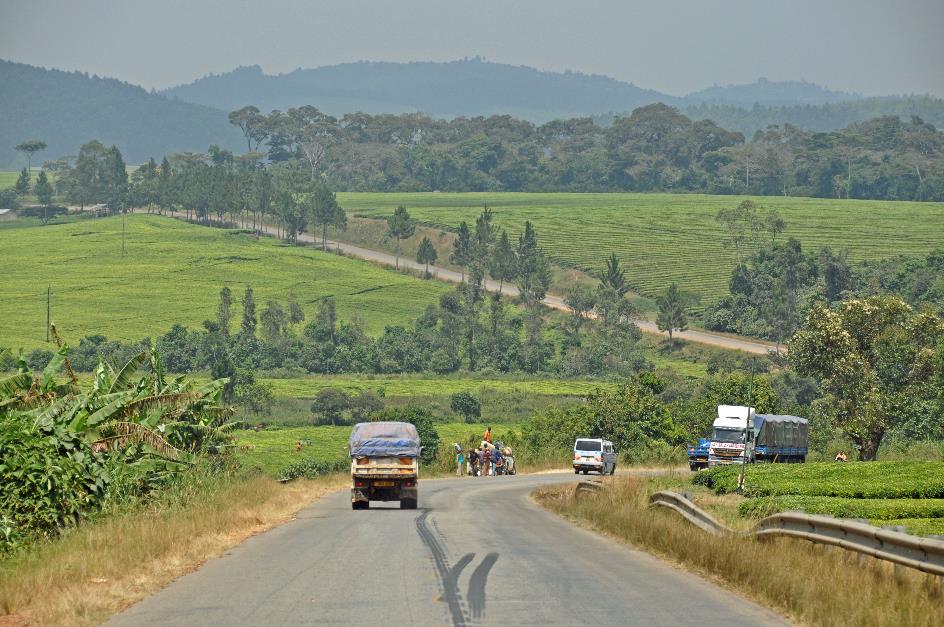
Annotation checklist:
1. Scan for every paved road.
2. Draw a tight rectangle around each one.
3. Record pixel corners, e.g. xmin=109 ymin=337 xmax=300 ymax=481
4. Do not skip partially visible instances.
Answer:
xmin=143 ymin=211 xmax=778 ymax=355
xmin=109 ymin=474 xmax=785 ymax=626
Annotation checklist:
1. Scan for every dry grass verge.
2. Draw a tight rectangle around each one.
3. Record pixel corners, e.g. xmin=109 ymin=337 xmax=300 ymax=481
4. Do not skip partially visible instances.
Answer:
xmin=0 ymin=473 xmax=345 ymax=626
xmin=535 ymin=477 xmax=943 ymax=627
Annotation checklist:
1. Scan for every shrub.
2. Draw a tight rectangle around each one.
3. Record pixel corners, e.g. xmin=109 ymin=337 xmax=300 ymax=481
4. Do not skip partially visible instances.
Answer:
xmin=277 ymin=458 xmax=348 ymax=481
xmin=450 ymin=391 xmax=481 ymax=423
xmin=0 ymin=414 xmax=109 ymax=552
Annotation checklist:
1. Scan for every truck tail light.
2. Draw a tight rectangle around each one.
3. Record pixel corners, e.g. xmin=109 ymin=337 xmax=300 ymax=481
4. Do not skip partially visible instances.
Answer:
xmin=354 ymin=479 xmax=366 ymax=487
xmin=356 ymin=458 xmax=369 ymax=465
xmin=403 ymin=479 xmax=415 ymax=487
xmin=595 ymin=455 xmax=602 ymax=462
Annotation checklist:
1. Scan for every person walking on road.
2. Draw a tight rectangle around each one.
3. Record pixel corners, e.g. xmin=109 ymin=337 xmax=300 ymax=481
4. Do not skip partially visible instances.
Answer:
xmin=454 ymin=443 xmax=464 ymax=477
xmin=482 ymin=445 xmax=492 ymax=476
xmin=468 ymin=447 xmax=480 ymax=476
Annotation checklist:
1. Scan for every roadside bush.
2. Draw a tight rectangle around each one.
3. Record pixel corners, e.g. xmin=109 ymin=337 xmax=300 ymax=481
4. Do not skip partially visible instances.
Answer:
xmin=277 ymin=458 xmax=348 ymax=481
xmin=0 ymin=413 xmax=109 ymax=552
xmin=693 ymin=461 xmax=944 ymax=498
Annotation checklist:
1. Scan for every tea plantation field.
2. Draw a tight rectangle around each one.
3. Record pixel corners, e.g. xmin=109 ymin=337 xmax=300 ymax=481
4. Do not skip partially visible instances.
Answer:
xmin=694 ymin=462 xmax=944 ymax=536
xmin=0 ymin=214 xmax=450 ymax=350
xmin=260 ymin=374 xmax=615 ymax=399
xmin=235 ymin=422 xmax=517 ymax=476
xmin=340 ymin=192 xmax=944 ymax=304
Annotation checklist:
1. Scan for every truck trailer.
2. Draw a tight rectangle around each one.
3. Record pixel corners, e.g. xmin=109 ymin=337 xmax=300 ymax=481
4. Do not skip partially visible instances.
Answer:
xmin=708 ymin=405 xmax=808 ymax=466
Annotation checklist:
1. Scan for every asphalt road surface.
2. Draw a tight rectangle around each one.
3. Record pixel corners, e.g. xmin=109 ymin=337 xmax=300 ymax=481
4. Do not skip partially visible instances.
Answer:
xmin=109 ymin=473 xmax=786 ymax=626
xmin=147 ymin=211 xmax=777 ymax=355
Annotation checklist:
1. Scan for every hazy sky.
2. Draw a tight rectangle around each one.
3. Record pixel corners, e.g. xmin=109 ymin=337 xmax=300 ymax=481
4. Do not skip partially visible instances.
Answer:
xmin=1 ymin=0 xmax=942 ymax=96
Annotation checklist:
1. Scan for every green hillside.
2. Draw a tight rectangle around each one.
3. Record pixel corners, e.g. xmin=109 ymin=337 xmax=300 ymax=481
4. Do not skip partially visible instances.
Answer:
xmin=0 ymin=215 xmax=450 ymax=350
xmin=341 ymin=192 xmax=944 ymax=303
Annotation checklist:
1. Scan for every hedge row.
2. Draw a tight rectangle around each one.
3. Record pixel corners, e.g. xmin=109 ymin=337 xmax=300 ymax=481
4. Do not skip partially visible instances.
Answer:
xmin=739 ymin=496 xmax=944 ymax=520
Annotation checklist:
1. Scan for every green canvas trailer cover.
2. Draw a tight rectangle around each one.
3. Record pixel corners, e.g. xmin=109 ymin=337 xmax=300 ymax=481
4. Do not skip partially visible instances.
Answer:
xmin=754 ymin=414 xmax=808 ymax=449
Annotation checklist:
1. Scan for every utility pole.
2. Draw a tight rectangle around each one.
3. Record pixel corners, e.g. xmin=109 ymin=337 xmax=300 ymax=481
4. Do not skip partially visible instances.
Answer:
xmin=736 ymin=358 xmax=756 ymax=495
xmin=46 ymin=285 xmax=51 ymax=343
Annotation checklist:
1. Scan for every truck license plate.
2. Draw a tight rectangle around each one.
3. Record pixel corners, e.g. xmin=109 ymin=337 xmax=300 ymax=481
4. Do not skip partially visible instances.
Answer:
xmin=373 ymin=481 xmax=394 ymax=487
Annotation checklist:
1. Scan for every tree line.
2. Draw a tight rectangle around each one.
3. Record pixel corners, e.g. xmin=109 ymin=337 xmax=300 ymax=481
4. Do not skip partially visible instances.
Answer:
xmin=218 ymin=103 xmax=944 ymax=201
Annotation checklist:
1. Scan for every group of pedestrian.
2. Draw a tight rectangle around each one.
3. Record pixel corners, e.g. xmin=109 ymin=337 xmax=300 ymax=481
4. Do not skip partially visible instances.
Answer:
xmin=454 ymin=427 xmax=507 ymax=477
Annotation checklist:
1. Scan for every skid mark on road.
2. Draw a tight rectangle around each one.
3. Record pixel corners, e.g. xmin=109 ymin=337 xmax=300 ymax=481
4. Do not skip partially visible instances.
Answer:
xmin=416 ymin=511 xmax=471 ymax=626
xmin=467 ymin=553 xmax=499 ymax=619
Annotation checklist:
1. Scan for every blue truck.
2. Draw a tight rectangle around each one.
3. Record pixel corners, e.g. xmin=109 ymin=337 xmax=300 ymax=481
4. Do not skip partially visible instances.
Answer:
xmin=688 ymin=438 xmax=711 ymax=471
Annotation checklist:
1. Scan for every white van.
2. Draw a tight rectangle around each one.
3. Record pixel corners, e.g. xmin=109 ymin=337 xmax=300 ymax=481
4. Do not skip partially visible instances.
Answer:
xmin=573 ymin=438 xmax=617 ymax=475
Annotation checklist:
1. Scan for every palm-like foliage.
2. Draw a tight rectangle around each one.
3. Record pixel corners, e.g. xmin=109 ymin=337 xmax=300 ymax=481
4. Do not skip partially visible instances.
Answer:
xmin=2 ymin=347 xmax=233 ymax=459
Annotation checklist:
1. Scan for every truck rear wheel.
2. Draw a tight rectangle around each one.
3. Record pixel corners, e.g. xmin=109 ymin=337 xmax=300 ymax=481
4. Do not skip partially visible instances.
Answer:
xmin=400 ymin=498 xmax=417 ymax=510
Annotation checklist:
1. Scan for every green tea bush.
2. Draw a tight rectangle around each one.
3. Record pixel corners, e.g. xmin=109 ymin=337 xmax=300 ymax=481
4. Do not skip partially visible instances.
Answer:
xmin=739 ymin=496 xmax=944 ymax=520
xmin=693 ymin=461 xmax=944 ymax=498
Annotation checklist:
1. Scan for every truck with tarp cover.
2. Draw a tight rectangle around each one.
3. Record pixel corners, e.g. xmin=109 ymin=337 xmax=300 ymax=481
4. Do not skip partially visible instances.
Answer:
xmin=753 ymin=414 xmax=808 ymax=463
xmin=708 ymin=405 xmax=808 ymax=466
xmin=349 ymin=421 xmax=420 ymax=510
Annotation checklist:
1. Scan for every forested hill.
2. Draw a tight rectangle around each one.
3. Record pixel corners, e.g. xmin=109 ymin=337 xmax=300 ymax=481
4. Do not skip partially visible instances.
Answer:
xmin=161 ymin=60 xmax=679 ymax=121
xmin=0 ymin=60 xmax=242 ymax=169
xmin=686 ymin=78 xmax=861 ymax=107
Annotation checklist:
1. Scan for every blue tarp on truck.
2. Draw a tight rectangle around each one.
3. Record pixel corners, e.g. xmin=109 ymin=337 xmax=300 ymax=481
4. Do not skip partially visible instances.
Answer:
xmin=349 ymin=421 xmax=421 ymax=458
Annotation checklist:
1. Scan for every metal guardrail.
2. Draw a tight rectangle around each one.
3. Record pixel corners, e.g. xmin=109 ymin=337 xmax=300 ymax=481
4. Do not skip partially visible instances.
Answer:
xmin=649 ymin=491 xmax=944 ymax=577
xmin=574 ymin=480 xmax=604 ymax=497
xmin=648 ymin=490 xmax=730 ymax=536
xmin=755 ymin=512 xmax=944 ymax=577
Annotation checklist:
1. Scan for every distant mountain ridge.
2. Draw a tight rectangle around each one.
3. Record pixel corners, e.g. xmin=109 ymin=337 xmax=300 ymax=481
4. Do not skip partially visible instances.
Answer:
xmin=3 ymin=58 xmax=942 ymax=170
xmin=162 ymin=61 xmax=885 ymax=120
xmin=0 ymin=60 xmax=242 ymax=169
xmin=161 ymin=59 xmax=680 ymax=121
xmin=687 ymin=77 xmax=862 ymax=106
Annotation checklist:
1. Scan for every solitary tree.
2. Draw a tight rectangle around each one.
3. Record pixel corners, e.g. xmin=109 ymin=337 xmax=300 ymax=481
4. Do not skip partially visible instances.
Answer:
xmin=308 ymin=183 xmax=346 ymax=250
xmin=387 ymin=205 xmax=415 ymax=269
xmin=34 ymin=170 xmax=54 ymax=224
xmin=450 ymin=391 xmax=481 ymax=423
xmin=218 ymin=286 xmax=233 ymax=337
xmin=450 ymin=221 xmax=472 ymax=281
xmin=489 ymin=229 xmax=517 ymax=292
xmin=656 ymin=283 xmax=688 ymax=343
xmin=790 ymin=297 xmax=944 ymax=460
xmin=287 ymin=291 xmax=305 ymax=326
xmin=416 ymin=236 xmax=438 ymax=277
xmin=14 ymin=168 xmax=30 ymax=196
xmin=228 ymin=106 xmax=267 ymax=151
xmin=15 ymin=140 xmax=46 ymax=172
xmin=600 ymin=253 xmax=629 ymax=297
xmin=241 ymin=285 xmax=257 ymax=336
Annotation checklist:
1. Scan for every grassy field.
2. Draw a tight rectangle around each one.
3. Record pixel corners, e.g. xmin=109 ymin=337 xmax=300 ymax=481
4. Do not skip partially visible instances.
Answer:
xmin=339 ymin=192 xmax=944 ymax=303
xmin=235 ymin=423 xmax=518 ymax=476
xmin=0 ymin=214 xmax=451 ymax=350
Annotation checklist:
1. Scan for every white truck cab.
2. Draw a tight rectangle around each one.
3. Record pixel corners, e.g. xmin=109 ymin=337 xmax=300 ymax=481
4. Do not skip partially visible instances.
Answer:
xmin=573 ymin=438 xmax=617 ymax=475
xmin=708 ymin=405 xmax=755 ymax=466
